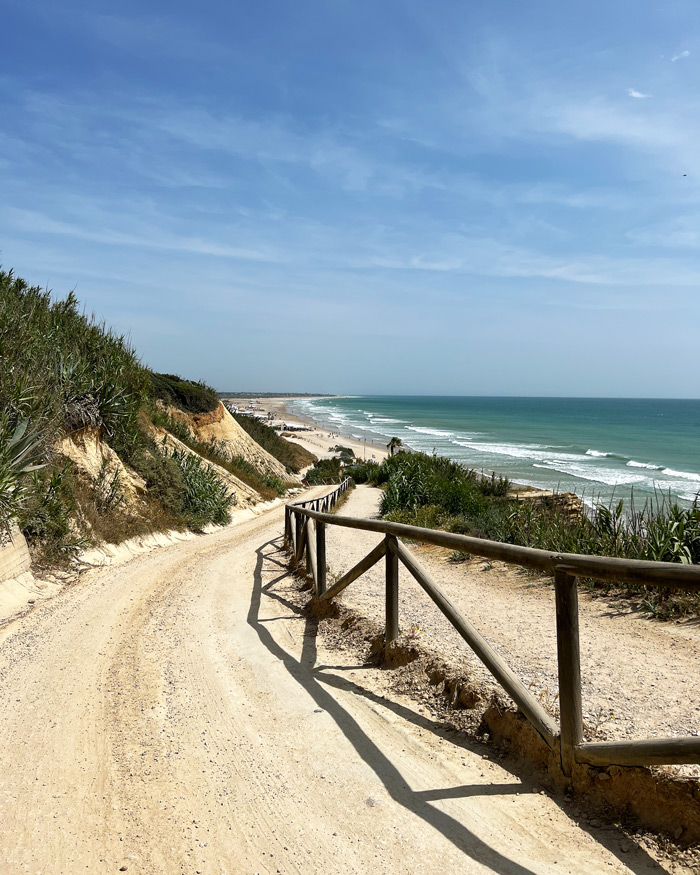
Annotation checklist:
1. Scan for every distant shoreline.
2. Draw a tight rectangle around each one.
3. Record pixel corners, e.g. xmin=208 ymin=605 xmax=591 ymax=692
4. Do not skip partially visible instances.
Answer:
xmin=284 ymin=395 xmax=700 ymax=509
xmin=218 ymin=392 xmax=338 ymax=399
xmin=271 ymin=397 xmax=544 ymax=498
xmin=225 ymin=396 xmax=389 ymax=465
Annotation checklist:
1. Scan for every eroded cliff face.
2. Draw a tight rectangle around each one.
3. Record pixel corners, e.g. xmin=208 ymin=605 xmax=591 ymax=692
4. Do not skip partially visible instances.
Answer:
xmin=167 ymin=402 xmax=300 ymax=486
xmin=58 ymin=426 xmax=146 ymax=499
xmin=0 ymin=407 xmax=294 ymax=621
xmin=147 ymin=425 xmax=263 ymax=508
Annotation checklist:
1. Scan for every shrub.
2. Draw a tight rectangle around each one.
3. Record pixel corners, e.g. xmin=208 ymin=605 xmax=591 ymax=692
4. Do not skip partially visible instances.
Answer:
xmin=166 ymin=447 xmax=235 ymax=530
xmin=19 ymin=463 xmax=87 ymax=563
xmin=148 ymin=372 xmax=219 ymax=414
xmin=231 ymin=412 xmax=316 ymax=473
xmin=305 ymin=458 xmax=343 ymax=485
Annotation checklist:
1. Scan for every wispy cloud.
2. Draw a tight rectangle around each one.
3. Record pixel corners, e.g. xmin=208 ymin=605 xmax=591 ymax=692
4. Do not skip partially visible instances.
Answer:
xmin=627 ymin=88 xmax=651 ymax=99
xmin=671 ymin=50 xmax=690 ymax=62
xmin=6 ymin=208 xmax=281 ymax=263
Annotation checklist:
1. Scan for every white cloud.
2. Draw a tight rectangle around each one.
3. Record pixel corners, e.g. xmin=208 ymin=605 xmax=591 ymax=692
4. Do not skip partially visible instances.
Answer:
xmin=6 ymin=208 xmax=281 ymax=263
xmin=672 ymin=50 xmax=690 ymax=62
xmin=627 ymin=88 xmax=651 ymax=99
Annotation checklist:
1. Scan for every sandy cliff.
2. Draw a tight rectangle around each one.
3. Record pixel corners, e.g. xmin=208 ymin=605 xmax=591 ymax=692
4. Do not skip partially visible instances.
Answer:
xmin=167 ymin=402 xmax=300 ymax=485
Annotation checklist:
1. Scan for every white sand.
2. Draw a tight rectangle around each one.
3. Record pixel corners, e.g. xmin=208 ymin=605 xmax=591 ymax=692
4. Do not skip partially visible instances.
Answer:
xmin=225 ymin=396 xmax=389 ymax=465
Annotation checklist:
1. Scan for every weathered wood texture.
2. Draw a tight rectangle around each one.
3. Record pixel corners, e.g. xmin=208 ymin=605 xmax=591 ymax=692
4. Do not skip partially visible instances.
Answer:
xmin=306 ymin=520 xmax=317 ymax=585
xmin=289 ymin=508 xmax=700 ymax=589
xmin=316 ymin=521 xmax=327 ymax=596
xmin=385 ymin=536 xmax=399 ymax=646
xmin=387 ymin=537 xmax=558 ymax=748
xmin=294 ymin=518 xmax=307 ymax=564
xmin=319 ymin=539 xmax=387 ymax=602
xmin=576 ymin=737 xmax=700 ymax=767
xmin=555 ymin=568 xmax=583 ymax=776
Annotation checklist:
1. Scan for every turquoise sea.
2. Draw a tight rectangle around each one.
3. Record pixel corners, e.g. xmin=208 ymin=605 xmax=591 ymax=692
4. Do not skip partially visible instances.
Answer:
xmin=289 ymin=396 xmax=700 ymax=509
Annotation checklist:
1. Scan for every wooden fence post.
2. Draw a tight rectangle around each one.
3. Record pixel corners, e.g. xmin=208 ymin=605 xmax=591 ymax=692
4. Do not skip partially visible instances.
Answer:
xmin=306 ymin=520 xmax=313 ymax=577
xmin=316 ymin=521 xmax=327 ymax=596
xmin=284 ymin=507 xmax=292 ymax=546
xmin=385 ymin=535 xmax=399 ymax=646
xmin=555 ymin=568 xmax=583 ymax=777
xmin=295 ymin=514 xmax=303 ymax=561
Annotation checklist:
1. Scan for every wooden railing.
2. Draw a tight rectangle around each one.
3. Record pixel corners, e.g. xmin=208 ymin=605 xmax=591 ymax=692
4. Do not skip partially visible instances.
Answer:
xmin=285 ymin=488 xmax=700 ymax=776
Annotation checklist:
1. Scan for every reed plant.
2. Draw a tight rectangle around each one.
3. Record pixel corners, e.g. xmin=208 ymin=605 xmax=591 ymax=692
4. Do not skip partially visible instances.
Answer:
xmin=373 ymin=451 xmax=700 ymax=616
xmin=0 ymin=268 xmax=269 ymax=556
xmin=0 ymin=269 xmax=147 ymax=449
xmin=165 ymin=447 xmax=235 ymax=530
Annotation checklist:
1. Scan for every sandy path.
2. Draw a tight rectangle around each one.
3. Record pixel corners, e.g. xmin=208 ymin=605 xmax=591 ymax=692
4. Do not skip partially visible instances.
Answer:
xmin=0 ymin=493 xmax=645 ymax=873
xmin=325 ymin=487 xmax=700 ymax=774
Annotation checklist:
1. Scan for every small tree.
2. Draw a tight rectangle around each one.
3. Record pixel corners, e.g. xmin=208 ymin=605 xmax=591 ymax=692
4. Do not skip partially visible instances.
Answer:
xmin=387 ymin=436 xmax=403 ymax=456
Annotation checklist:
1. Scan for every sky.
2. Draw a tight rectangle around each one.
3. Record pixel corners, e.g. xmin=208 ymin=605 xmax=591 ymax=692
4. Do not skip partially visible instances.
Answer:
xmin=1 ymin=0 xmax=699 ymax=397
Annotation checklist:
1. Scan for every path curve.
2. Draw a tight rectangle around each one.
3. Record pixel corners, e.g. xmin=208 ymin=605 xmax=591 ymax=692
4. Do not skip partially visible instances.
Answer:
xmin=0 ymin=495 xmax=646 ymax=873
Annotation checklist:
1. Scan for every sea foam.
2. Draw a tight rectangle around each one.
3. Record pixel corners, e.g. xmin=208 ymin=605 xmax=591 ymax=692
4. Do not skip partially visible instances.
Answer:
xmin=406 ymin=426 xmax=455 ymax=438
xmin=459 ymin=442 xmax=588 ymax=463
xmin=661 ymin=468 xmax=700 ymax=482
xmin=533 ymin=461 xmax=646 ymax=487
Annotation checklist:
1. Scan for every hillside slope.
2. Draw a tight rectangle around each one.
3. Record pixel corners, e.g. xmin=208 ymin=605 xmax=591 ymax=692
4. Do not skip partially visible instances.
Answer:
xmin=0 ymin=268 xmax=297 ymax=571
xmin=148 ymin=422 xmax=263 ymax=507
xmin=167 ymin=402 xmax=300 ymax=485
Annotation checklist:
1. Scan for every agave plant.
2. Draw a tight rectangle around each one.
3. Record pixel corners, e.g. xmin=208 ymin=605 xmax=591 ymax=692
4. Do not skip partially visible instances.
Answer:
xmin=0 ymin=419 xmax=46 ymax=525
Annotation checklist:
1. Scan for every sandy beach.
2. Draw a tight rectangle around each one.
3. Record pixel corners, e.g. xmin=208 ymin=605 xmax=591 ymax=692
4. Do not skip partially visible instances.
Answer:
xmin=223 ymin=397 xmax=551 ymax=498
xmin=223 ymin=396 xmax=389 ymax=465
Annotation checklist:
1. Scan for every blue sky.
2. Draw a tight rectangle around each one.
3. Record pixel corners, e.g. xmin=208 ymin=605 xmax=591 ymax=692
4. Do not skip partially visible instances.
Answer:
xmin=2 ymin=0 xmax=699 ymax=396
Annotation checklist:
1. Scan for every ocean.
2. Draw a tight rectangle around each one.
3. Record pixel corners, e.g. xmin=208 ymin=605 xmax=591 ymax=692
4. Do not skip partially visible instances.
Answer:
xmin=289 ymin=396 xmax=700 ymax=509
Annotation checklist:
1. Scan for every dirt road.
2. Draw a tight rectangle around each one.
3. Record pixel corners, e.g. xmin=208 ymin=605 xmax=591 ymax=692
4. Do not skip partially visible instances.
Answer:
xmin=0 ymin=495 xmax=652 ymax=873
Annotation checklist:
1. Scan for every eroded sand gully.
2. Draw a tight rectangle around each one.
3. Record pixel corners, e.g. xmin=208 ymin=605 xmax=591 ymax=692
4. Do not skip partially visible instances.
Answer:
xmin=0 ymin=492 xmax=681 ymax=873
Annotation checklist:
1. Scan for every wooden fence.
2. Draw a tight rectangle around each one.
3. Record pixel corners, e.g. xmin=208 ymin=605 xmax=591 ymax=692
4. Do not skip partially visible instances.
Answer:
xmin=285 ymin=483 xmax=700 ymax=776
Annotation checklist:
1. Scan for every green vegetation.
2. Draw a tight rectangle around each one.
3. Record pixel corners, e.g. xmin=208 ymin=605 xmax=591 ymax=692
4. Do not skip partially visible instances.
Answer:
xmin=232 ymin=412 xmax=316 ymax=473
xmin=1 ymin=269 xmax=146 ymax=453
xmin=304 ymin=458 xmax=343 ymax=485
xmin=166 ymin=447 xmax=235 ymax=529
xmin=148 ymin=406 xmax=284 ymax=500
xmin=0 ymin=268 xmax=277 ymax=562
xmin=0 ymin=420 xmax=45 ymax=524
xmin=331 ymin=445 xmax=355 ymax=460
xmin=149 ymin=372 xmax=219 ymax=414
xmin=358 ymin=452 xmax=509 ymax=515
xmin=19 ymin=464 xmax=87 ymax=562
xmin=360 ymin=450 xmax=700 ymax=616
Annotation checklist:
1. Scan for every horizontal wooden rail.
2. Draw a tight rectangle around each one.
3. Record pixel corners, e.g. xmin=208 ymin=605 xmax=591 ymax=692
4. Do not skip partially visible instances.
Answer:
xmin=576 ymin=737 xmax=700 ymax=767
xmin=388 ymin=537 xmax=558 ymax=748
xmin=287 ymin=482 xmax=350 ymax=596
xmin=289 ymin=508 xmax=700 ymax=590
